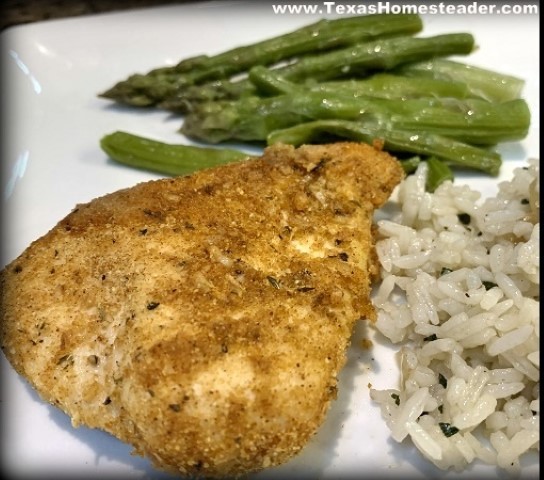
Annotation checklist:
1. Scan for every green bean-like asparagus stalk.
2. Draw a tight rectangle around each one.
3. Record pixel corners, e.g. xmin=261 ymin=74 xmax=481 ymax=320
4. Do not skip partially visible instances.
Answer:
xmin=161 ymin=33 xmax=475 ymax=112
xmin=276 ymin=33 xmax=475 ymax=81
xmin=183 ymin=93 xmax=378 ymax=143
xmin=248 ymin=66 xmax=299 ymax=96
xmin=100 ymin=131 xmax=251 ymax=176
xmin=249 ymin=67 xmax=476 ymax=99
xmin=267 ymin=119 xmax=502 ymax=176
xmin=390 ymin=98 xmax=530 ymax=145
xmin=425 ymin=156 xmax=455 ymax=191
xmin=182 ymin=91 xmax=529 ymax=145
xmin=395 ymin=59 xmax=525 ymax=102
xmin=99 ymin=13 xmax=423 ymax=107
xmin=400 ymin=156 xmax=422 ymax=174
xmin=161 ymin=79 xmax=256 ymax=112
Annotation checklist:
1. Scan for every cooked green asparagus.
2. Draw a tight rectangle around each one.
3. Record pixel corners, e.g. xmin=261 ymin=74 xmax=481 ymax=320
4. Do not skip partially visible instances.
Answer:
xmin=400 ymin=156 xmax=422 ymax=174
xmin=98 ymin=14 xmax=531 ymax=189
xmin=182 ymin=91 xmax=529 ymax=145
xmin=425 ymin=156 xmax=455 ymax=192
xmin=395 ymin=59 xmax=525 ymax=102
xmin=161 ymin=33 xmax=475 ymax=112
xmin=248 ymin=66 xmax=476 ymax=99
xmin=100 ymin=131 xmax=251 ymax=176
xmin=99 ymin=13 xmax=423 ymax=107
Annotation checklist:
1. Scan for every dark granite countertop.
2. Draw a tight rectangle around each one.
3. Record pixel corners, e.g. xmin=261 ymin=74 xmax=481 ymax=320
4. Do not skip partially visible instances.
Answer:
xmin=2 ymin=0 xmax=196 ymax=30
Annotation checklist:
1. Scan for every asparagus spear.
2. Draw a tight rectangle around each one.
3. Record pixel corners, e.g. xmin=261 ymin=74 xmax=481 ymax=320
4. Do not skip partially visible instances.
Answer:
xmin=100 ymin=13 xmax=423 ymax=107
xmin=390 ymin=97 xmax=530 ymax=144
xmin=248 ymin=66 xmax=299 ymax=96
xmin=248 ymin=66 xmax=475 ymax=99
xmin=182 ymin=90 xmax=529 ymax=145
xmin=100 ymin=131 xmax=251 ymax=176
xmin=425 ymin=156 xmax=455 ymax=192
xmin=266 ymin=119 xmax=503 ymax=176
xmin=395 ymin=59 xmax=525 ymax=102
xmin=161 ymin=33 xmax=476 ymax=112
xmin=400 ymin=156 xmax=422 ymax=174
xmin=272 ymin=33 xmax=474 ymax=81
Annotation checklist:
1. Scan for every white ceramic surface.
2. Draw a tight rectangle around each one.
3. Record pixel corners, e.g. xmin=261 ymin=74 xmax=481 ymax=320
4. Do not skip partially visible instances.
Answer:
xmin=1 ymin=2 xmax=539 ymax=479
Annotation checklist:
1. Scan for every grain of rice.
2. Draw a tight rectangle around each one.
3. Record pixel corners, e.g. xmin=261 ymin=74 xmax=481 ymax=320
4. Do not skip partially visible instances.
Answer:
xmin=391 ymin=387 xmax=430 ymax=441
xmin=527 ymin=351 xmax=539 ymax=367
xmin=486 ymin=325 xmax=534 ymax=356
xmin=405 ymin=420 xmax=443 ymax=460
xmin=480 ymin=287 xmax=504 ymax=310
xmin=488 ymin=368 xmax=525 ymax=383
xmin=486 ymin=411 xmax=509 ymax=431
xmin=370 ymin=159 xmax=539 ymax=473
xmin=452 ymin=394 xmax=497 ymax=429
xmin=463 ymin=431 xmax=497 ymax=464
xmin=458 ymin=328 xmax=497 ymax=349
xmin=490 ymin=298 xmax=515 ymax=317
xmin=484 ymin=382 xmax=525 ymax=399
xmin=452 ymin=433 xmax=477 ymax=463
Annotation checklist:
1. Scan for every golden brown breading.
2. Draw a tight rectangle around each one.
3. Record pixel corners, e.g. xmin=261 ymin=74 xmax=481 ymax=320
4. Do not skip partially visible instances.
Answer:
xmin=0 ymin=142 xmax=403 ymax=478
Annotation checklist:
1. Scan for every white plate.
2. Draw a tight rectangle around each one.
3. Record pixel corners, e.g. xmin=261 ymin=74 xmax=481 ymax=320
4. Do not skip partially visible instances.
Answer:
xmin=1 ymin=2 xmax=539 ymax=479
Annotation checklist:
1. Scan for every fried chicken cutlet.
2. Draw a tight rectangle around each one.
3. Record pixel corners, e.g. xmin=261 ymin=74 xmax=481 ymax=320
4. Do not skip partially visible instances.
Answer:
xmin=0 ymin=142 xmax=403 ymax=478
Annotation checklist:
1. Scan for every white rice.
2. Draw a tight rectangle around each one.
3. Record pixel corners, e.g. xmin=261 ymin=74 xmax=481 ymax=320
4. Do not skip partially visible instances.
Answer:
xmin=370 ymin=159 xmax=540 ymax=473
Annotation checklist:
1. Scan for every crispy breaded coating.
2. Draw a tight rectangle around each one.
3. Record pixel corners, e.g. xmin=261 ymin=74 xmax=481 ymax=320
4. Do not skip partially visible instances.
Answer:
xmin=0 ymin=142 xmax=403 ymax=478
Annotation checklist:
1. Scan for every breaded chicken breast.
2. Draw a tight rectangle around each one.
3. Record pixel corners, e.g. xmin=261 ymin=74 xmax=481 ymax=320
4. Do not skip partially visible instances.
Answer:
xmin=0 ymin=142 xmax=403 ymax=478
